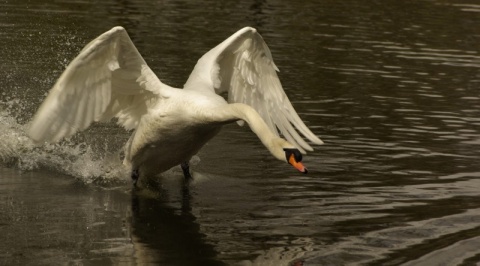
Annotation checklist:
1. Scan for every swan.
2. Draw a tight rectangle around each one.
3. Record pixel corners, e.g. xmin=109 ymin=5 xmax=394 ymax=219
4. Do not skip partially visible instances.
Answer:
xmin=28 ymin=26 xmax=323 ymax=185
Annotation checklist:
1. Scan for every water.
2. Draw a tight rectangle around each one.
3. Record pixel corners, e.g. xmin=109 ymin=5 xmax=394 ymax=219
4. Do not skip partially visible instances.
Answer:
xmin=1 ymin=0 xmax=480 ymax=265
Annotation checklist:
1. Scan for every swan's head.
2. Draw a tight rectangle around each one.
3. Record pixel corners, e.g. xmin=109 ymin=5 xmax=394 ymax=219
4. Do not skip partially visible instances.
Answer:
xmin=283 ymin=148 xmax=308 ymax=174
xmin=270 ymin=138 xmax=308 ymax=174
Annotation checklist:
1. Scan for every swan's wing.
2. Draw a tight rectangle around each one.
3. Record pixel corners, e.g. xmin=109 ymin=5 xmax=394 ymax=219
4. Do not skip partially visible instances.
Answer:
xmin=184 ymin=27 xmax=323 ymax=153
xmin=29 ymin=26 xmax=168 ymax=143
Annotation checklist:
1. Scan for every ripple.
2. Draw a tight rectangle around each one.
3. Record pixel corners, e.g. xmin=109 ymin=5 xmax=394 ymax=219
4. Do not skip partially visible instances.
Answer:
xmin=438 ymin=172 xmax=480 ymax=180
xmin=404 ymin=235 xmax=480 ymax=266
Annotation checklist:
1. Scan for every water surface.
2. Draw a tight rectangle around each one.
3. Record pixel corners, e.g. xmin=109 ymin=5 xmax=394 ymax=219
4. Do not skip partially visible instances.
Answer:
xmin=1 ymin=0 xmax=480 ymax=265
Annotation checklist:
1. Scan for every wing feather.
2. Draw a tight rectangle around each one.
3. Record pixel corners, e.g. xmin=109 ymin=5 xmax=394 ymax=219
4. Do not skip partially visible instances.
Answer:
xmin=29 ymin=26 xmax=168 ymax=143
xmin=184 ymin=27 xmax=323 ymax=152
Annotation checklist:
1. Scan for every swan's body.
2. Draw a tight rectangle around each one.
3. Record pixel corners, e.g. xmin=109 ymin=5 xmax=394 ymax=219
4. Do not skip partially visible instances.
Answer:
xmin=28 ymin=26 xmax=323 ymax=182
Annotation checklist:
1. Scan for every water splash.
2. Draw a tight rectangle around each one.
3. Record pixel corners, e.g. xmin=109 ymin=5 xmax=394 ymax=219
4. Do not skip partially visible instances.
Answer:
xmin=0 ymin=107 xmax=129 ymax=184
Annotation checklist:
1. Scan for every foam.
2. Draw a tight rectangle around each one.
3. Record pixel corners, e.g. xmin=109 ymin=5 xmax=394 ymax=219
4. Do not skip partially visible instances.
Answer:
xmin=0 ymin=107 xmax=129 ymax=184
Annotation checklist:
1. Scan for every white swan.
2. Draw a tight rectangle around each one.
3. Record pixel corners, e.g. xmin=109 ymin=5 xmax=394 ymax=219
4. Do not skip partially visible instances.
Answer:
xmin=28 ymin=26 xmax=323 ymax=183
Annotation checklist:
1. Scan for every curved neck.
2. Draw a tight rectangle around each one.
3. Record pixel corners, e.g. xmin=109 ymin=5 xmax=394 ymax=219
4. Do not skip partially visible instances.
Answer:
xmin=212 ymin=103 xmax=286 ymax=161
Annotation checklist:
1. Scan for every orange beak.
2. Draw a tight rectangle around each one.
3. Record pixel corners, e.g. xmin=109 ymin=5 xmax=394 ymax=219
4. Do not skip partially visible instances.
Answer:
xmin=288 ymin=154 xmax=308 ymax=174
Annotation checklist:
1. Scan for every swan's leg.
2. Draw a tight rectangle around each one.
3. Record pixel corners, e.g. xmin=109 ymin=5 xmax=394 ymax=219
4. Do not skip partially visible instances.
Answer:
xmin=180 ymin=161 xmax=192 ymax=179
xmin=131 ymin=168 xmax=139 ymax=187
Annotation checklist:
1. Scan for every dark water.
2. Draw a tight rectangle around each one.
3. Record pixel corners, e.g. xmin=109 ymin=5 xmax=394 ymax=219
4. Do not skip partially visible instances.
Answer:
xmin=1 ymin=0 xmax=480 ymax=265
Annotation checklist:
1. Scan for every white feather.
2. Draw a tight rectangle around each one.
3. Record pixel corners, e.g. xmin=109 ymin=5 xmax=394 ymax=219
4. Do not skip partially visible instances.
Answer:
xmin=184 ymin=27 xmax=323 ymax=153
xmin=28 ymin=26 xmax=169 ymax=142
xmin=29 ymin=26 xmax=323 ymax=178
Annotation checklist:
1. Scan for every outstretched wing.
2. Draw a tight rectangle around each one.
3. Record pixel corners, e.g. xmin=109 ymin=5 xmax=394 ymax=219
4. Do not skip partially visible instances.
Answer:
xmin=29 ymin=26 xmax=168 ymax=143
xmin=184 ymin=27 xmax=323 ymax=153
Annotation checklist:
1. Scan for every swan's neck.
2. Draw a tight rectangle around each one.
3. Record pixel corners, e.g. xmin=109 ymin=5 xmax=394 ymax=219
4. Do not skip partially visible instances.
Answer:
xmin=213 ymin=103 xmax=289 ymax=162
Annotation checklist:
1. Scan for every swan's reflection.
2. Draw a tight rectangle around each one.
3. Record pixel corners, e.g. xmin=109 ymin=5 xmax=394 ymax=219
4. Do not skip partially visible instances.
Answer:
xmin=129 ymin=176 xmax=225 ymax=266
